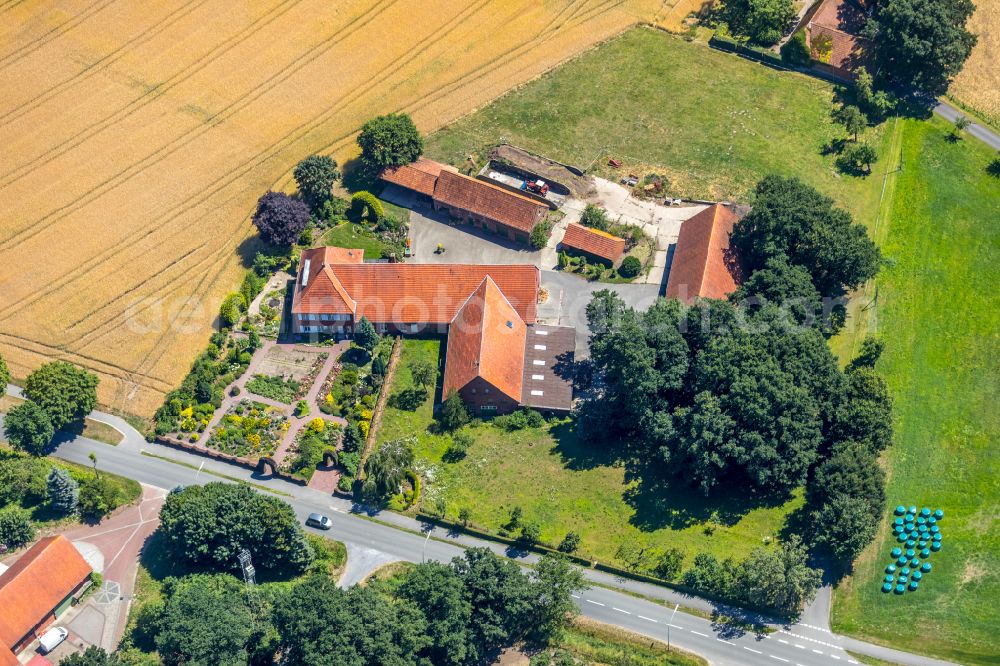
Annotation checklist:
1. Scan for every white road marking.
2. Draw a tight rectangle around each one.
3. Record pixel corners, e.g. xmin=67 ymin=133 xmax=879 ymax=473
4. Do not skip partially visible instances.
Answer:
xmin=795 ymin=644 xmax=806 ymax=649
xmin=813 ymin=649 xmax=824 ymax=655
xmin=717 ymin=639 xmax=735 ymax=646
xmin=830 ymin=656 xmax=841 ymax=661
xmin=690 ymin=630 xmax=709 ymax=637
xmin=668 ymin=623 xmax=683 ymax=629
xmin=779 ymin=631 xmax=844 ymax=650
xmin=798 ymin=623 xmax=833 ymax=634
xmin=771 ymin=657 xmax=790 ymax=663
xmin=638 ymin=615 xmax=657 ymax=623
xmin=585 ymin=599 xmax=605 ymax=606
xmin=612 ymin=607 xmax=630 ymax=614
xmin=571 ymin=594 xmax=580 ymax=599
xmin=744 ymin=647 xmax=763 ymax=655
xmin=778 ymin=639 xmax=789 ymax=644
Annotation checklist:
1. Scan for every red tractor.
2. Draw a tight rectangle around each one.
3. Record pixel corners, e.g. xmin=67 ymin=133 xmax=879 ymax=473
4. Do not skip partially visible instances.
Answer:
xmin=523 ymin=179 xmax=549 ymax=195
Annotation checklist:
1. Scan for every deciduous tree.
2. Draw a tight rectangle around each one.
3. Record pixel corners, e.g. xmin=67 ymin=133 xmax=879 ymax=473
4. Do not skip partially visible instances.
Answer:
xmin=735 ymin=535 xmax=822 ymax=613
xmin=398 ymin=562 xmax=472 ymax=666
xmin=362 ymin=438 xmax=415 ymax=500
xmin=24 ymin=361 xmax=99 ymax=432
xmin=4 ymin=401 xmax=54 ymax=456
xmin=721 ymin=0 xmax=797 ymax=45
xmin=356 ymin=113 xmax=423 ymax=173
xmin=293 ymin=155 xmax=341 ymax=208
xmin=155 ymin=574 xmax=254 ymax=666
xmin=252 ymin=191 xmax=310 ymax=247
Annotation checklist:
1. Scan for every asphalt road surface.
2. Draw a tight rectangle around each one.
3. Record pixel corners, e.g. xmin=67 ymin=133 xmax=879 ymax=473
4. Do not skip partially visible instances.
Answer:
xmin=39 ymin=426 xmax=956 ymax=666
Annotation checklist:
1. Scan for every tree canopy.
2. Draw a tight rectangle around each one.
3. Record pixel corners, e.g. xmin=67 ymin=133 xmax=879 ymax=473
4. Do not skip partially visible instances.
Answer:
xmin=3 ymin=401 xmax=55 ymax=456
xmin=24 ymin=360 xmax=99 ymax=432
xmin=731 ymin=175 xmax=881 ymax=295
xmin=158 ymin=482 xmax=313 ymax=574
xmin=869 ymin=0 xmax=977 ymax=96
xmin=353 ymin=316 xmax=380 ymax=352
xmin=0 ymin=354 xmax=9 ymax=389
xmin=720 ymin=0 xmax=797 ymax=45
xmin=294 ymin=154 xmax=341 ymax=208
xmin=362 ymin=437 xmax=415 ymax=500
xmin=356 ymin=113 xmax=423 ymax=174
xmin=252 ymin=191 xmax=311 ymax=247
xmin=155 ymin=574 xmax=254 ymax=666
xmin=397 ymin=562 xmax=473 ymax=666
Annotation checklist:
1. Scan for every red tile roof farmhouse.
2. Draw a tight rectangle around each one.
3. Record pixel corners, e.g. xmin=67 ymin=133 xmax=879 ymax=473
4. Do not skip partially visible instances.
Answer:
xmin=433 ymin=170 xmax=549 ymax=234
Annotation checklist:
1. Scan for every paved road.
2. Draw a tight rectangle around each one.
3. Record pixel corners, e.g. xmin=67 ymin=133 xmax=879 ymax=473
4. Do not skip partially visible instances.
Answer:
xmin=934 ymin=100 xmax=1000 ymax=151
xmin=30 ymin=434 xmax=953 ymax=665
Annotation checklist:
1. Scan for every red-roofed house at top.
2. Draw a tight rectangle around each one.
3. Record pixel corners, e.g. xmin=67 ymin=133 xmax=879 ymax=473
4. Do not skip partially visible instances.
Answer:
xmin=805 ymin=0 xmax=873 ymax=80
xmin=290 ymin=246 xmax=575 ymax=414
xmin=665 ymin=204 xmax=743 ymax=303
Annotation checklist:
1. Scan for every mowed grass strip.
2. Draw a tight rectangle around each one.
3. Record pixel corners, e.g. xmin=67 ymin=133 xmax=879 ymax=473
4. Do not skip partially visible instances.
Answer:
xmin=378 ymin=339 xmax=801 ymax=566
xmin=425 ymin=27 xmax=888 ymax=224
xmin=831 ymin=116 xmax=1000 ymax=665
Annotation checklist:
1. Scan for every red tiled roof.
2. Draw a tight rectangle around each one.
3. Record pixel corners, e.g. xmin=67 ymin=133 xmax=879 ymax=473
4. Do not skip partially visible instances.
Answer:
xmin=561 ymin=223 xmax=626 ymax=263
xmin=807 ymin=0 xmax=870 ymax=73
xmin=442 ymin=277 xmax=526 ymax=403
xmin=0 ymin=536 xmax=92 ymax=649
xmin=0 ymin=647 xmax=18 ymax=666
xmin=433 ymin=170 xmax=548 ymax=234
xmin=665 ymin=204 xmax=742 ymax=303
xmin=380 ymin=158 xmax=456 ymax=197
xmin=292 ymin=247 xmax=539 ymax=324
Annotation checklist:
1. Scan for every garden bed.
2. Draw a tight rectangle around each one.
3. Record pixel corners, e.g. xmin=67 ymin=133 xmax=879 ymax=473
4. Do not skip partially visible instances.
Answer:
xmin=245 ymin=374 xmax=301 ymax=404
xmin=206 ymin=400 xmax=289 ymax=460
xmin=278 ymin=419 xmax=342 ymax=483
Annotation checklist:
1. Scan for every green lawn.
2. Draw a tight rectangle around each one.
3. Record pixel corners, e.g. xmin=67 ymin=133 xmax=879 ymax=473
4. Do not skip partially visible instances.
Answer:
xmin=425 ymin=27 xmax=888 ymax=225
xmin=830 ymin=117 xmax=1000 ymax=665
xmin=379 ymin=339 xmax=801 ymax=567
xmin=321 ymin=222 xmax=392 ymax=259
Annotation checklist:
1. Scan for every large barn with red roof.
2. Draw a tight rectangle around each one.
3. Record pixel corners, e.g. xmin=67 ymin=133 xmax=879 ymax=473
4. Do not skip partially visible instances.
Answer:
xmin=291 ymin=247 xmax=574 ymax=414
xmin=665 ymin=204 xmax=743 ymax=303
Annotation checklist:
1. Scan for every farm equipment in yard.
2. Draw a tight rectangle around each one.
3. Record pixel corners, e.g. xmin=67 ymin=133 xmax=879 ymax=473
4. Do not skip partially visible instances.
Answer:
xmin=522 ymin=179 xmax=549 ymax=195
xmin=608 ymin=158 xmax=622 ymax=168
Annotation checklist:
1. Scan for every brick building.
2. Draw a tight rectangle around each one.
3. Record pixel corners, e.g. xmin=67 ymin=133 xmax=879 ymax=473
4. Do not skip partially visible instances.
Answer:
xmin=0 ymin=535 xmax=93 ymax=659
xmin=381 ymin=159 xmax=549 ymax=244
xmin=290 ymin=247 xmax=575 ymax=414
xmin=560 ymin=222 xmax=626 ymax=267
xmin=806 ymin=0 xmax=872 ymax=79
xmin=665 ymin=204 xmax=743 ymax=303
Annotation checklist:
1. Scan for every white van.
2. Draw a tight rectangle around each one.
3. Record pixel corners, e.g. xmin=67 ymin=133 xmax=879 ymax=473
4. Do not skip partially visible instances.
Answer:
xmin=37 ymin=626 xmax=68 ymax=654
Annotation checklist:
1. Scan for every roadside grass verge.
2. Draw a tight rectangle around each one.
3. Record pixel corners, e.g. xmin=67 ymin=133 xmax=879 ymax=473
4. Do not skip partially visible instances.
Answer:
xmin=0 ymin=394 xmax=124 ymax=446
xmin=425 ymin=27 xmax=888 ymax=225
xmin=379 ymin=339 xmax=800 ymax=567
xmin=830 ymin=116 xmax=1000 ymax=665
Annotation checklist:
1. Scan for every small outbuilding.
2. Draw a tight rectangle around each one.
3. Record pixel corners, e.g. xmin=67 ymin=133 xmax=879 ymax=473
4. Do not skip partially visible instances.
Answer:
xmin=560 ymin=223 xmax=626 ymax=267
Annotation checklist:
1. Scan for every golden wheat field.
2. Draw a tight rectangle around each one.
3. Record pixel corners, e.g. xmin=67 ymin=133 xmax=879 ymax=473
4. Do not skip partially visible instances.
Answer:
xmin=950 ymin=0 xmax=1000 ymax=127
xmin=0 ymin=0 xmax=686 ymax=417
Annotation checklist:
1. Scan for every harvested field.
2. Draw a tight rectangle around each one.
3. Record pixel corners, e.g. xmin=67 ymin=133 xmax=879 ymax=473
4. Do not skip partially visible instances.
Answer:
xmin=0 ymin=0 xmax=664 ymax=417
xmin=950 ymin=0 xmax=1000 ymax=128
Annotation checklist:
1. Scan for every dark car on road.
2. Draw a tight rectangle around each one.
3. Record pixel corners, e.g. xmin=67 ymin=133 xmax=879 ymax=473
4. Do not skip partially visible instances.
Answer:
xmin=305 ymin=513 xmax=332 ymax=530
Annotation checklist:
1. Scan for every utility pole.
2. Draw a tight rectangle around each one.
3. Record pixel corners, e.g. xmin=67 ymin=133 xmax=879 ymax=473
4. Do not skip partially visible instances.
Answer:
xmin=667 ymin=603 xmax=679 ymax=652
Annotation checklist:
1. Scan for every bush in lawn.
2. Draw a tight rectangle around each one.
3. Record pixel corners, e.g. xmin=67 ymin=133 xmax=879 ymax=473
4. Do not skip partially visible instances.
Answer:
xmin=159 ymin=482 xmax=313 ymax=573
xmin=351 ymin=191 xmax=384 ymax=221
xmin=558 ymin=531 xmax=581 ymax=553
xmin=294 ymin=154 xmax=341 ymax=208
xmin=492 ymin=408 xmax=545 ymax=431
xmin=47 ymin=467 xmax=79 ymax=514
xmin=320 ymin=196 xmax=350 ymax=222
xmin=4 ymin=401 xmax=54 ymax=456
xmin=356 ymin=113 xmax=424 ymax=173
xmin=443 ymin=430 xmax=474 ymax=462
xmin=618 ymin=255 xmax=642 ymax=278
xmin=780 ymin=30 xmax=811 ymax=65
xmin=0 ymin=507 xmax=35 ymax=551
xmin=439 ymin=391 xmax=470 ymax=431
xmin=78 ymin=473 xmax=123 ymax=519
xmin=24 ymin=361 xmax=99 ymax=432
xmin=252 ymin=191 xmax=311 ymax=247
xmin=837 ymin=142 xmax=878 ymax=175
xmin=653 ymin=547 xmax=685 ymax=581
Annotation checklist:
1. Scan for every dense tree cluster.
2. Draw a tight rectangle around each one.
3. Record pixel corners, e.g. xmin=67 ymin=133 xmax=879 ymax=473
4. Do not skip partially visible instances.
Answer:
xmin=867 ymin=0 xmax=977 ymax=96
xmin=731 ymin=176 xmax=881 ymax=296
xmin=719 ymin=0 xmax=797 ymax=45
xmin=252 ymin=191 xmax=311 ymax=247
xmin=158 ymin=482 xmax=314 ymax=574
xmin=293 ymin=154 xmax=341 ymax=209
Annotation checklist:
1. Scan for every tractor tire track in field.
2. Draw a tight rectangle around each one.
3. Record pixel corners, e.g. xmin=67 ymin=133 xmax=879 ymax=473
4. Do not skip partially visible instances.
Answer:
xmin=0 ymin=0 xmax=305 ymax=187
xmin=0 ymin=0 xmax=120 ymax=71
xmin=308 ymin=0 xmax=618 ymax=160
xmin=0 ymin=332 xmax=175 ymax=391
xmin=0 ymin=0 xmax=405 ymax=321
xmin=0 ymin=0 xmax=211 ymax=125
xmin=118 ymin=0 xmax=615 ymax=387
xmin=0 ymin=0 xmax=392 ymax=260
xmin=58 ymin=0 xmax=501 ymax=346
xmin=0 ymin=0 xmax=28 ymax=16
